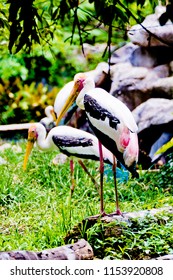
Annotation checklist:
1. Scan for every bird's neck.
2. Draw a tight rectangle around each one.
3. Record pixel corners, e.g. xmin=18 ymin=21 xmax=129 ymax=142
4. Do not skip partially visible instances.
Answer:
xmin=76 ymin=90 xmax=85 ymax=109
xmin=37 ymin=129 xmax=53 ymax=151
xmin=76 ymin=78 xmax=95 ymax=109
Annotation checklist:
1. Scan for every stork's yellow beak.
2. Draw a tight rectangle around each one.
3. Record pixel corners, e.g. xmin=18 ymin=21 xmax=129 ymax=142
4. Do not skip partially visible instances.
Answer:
xmin=23 ymin=140 xmax=34 ymax=170
xmin=23 ymin=125 xmax=37 ymax=170
xmin=55 ymin=73 xmax=87 ymax=126
xmin=50 ymin=108 xmax=57 ymax=122
xmin=55 ymin=82 xmax=79 ymax=126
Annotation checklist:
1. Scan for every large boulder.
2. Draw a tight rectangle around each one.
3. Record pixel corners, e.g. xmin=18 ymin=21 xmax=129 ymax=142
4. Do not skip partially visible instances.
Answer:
xmin=127 ymin=6 xmax=173 ymax=47
xmin=133 ymin=98 xmax=173 ymax=166
xmin=111 ymin=42 xmax=173 ymax=68
xmin=133 ymin=98 xmax=173 ymax=132
xmin=109 ymin=63 xmax=169 ymax=110
xmin=129 ymin=45 xmax=173 ymax=68
xmin=150 ymin=76 xmax=173 ymax=99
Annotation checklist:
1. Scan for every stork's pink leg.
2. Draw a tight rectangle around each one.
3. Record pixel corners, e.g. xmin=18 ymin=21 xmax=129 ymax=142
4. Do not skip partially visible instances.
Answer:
xmin=70 ymin=159 xmax=75 ymax=197
xmin=98 ymin=140 xmax=106 ymax=216
xmin=78 ymin=160 xmax=99 ymax=192
xmin=112 ymin=155 xmax=122 ymax=216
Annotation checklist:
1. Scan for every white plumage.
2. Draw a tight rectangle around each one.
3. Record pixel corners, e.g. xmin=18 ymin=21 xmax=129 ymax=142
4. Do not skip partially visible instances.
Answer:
xmin=54 ymin=81 xmax=75 ymax=120
xmin=23 ymin=123 xmax=114 ymax=168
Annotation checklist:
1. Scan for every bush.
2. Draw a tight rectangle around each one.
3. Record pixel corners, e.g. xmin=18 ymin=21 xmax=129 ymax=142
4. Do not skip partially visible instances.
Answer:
xmin=0 ymin=78 xmax=58 ymax=124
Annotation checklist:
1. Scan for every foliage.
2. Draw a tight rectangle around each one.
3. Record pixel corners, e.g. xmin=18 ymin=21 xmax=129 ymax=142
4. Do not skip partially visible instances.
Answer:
xmin=138 ymin=155 xmax=173 ymax=193
xmin=0 ymin=0 xmax=165 ymax=55
xmin=84 ymin=214 xmax=173 ymax=259
xmin=0 ymin=39 xmax=106 ymax=124
xmin=0 ymin=143 xmax=172 ymax=258
xmin=0 ymin=56 xmax=28 ymax=81
xmin=155 ymin=137 xmax=173 ymax=155
xmin=0 ymin=78 xmax=58 ymax=124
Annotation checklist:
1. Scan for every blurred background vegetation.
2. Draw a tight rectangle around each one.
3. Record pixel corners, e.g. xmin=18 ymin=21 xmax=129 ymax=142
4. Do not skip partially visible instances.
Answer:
xmin=0 ymin=0 xmax=163 ymax=124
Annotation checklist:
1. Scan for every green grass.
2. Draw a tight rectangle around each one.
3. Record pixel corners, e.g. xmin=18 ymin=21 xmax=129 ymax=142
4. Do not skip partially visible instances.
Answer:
xmin=0 ymin=141 xmax=173 ymax=259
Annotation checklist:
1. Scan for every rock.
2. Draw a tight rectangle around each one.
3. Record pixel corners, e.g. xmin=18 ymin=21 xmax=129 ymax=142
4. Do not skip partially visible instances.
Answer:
xmin=128 ymin=6 xmax=173 ymax=47
xmin=0 ymin=239 xmax=94 ymax=260
xmin=52 ymin=153 xmax=68 ymax=165
xmin=150 ymin=64 xmax=170 ymax=78
xmin=0 ymin=143 xmax=11 ymax=151
xmin=0 ymin=142 xmax=22 ymax=153
xmin=132 ymin=98 xmax=173 ymax=164
xmin=110 ymin=43 xmax=138 ymax=64
xmin=111 ymin=43 xmax=173 ymax=68
xmin=83 ymin=43 xmax=108 ymax=56
xmin=150 ymin=76 xmax=173 ymax=99
xmin=152 ymin=254 xmax=173 ymax=260
xmin=129 ymin=46 xmax=173 ymax=68
xmin=133 ymin=98 xmax=173 ymax=132
xmin=86 ymin=61 xmax=111 ymax=92
xmin=110 ymin=63 xmax=169 ymax=110
xmin=0 ymin=156 xmax=7 ymax=165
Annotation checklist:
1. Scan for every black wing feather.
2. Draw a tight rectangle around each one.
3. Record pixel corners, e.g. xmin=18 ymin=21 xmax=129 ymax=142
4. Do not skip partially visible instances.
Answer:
xmin=52 ymin=135 xmax=93 ymax=148
xmin=84 ymin=94 xmax=120 ymax=130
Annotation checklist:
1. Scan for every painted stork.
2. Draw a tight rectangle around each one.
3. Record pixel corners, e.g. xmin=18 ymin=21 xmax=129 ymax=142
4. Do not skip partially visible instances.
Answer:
xmin=40 ymin=105 xmax=56 ymax=132
xmin=55 ymin=73 xmax=139 ymax=216
xmin=40 ymin=103 xmax=99 ymax=196
xmin=40 ymin=102 xmax=99 ymax=196
xmin=23 ymin=123 xmax=114 ymax=197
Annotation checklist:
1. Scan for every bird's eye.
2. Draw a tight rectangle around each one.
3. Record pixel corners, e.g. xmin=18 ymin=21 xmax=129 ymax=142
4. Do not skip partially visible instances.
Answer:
xmin=31 ymin=129 xmax=35 ymax=134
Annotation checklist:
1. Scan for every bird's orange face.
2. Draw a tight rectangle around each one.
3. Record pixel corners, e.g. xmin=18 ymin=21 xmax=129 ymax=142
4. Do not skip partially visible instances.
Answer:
xmin=28 ymin=125 xmax=38 ymax=141
xmin=23 ymin=124 xmax=38 ymax=170
xmin=55 ymin=73 xmax=86 ymax=126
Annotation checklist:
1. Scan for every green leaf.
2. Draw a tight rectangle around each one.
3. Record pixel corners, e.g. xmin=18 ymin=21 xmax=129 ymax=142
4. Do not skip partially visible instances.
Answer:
xmin=155 ymin=138 xmax=173 ymax=155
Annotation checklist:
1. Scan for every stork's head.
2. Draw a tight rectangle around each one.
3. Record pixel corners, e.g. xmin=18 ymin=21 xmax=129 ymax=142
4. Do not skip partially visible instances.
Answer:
xmin=55 ymin=73 xmax=87 ymax=126
xmin=23 ymin=124 xmax=38 ymax=170
xmin=123 ymin=132 xmax=139 ymax=178
xmin=40 ymin=105 xmax=56 ymax=132
xmin=45 ymin=105 xmax=57 ymax=122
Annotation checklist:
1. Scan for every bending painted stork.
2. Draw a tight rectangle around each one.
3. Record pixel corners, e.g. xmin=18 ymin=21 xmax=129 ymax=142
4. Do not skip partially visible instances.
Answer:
xmin=40 ymin=104 xmax=99 ymax=196
xmin=55 ymin=73 xmax=139 ymax=216
xmin=23 ymin=123 xmax=114 ymax=197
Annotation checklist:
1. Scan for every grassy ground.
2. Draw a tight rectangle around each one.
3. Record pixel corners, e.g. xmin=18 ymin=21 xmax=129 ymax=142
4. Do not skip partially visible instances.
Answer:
xmin=0 ymin=141 xmax=173 ymax=259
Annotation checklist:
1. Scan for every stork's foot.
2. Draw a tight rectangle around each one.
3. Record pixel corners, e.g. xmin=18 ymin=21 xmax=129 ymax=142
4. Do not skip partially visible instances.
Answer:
xmin=107 ymin=209 xmax=124 ymax=217
xmin=86 ymin=211 xmax=107 ymax=220
xmin=86 ymin=209 xmax=124 ymax=220
xmin=100 ymin=210 xmax=107 ymax=217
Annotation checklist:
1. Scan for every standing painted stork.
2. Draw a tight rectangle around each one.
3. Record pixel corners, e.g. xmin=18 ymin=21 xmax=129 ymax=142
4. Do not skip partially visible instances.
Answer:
xmin=48 ymin=68 xmax=109 ymax=195
xmin=23 ymin=123 xmax=114 ymax=198
xmin=55 ymin=73 xmax=139 ymax=216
